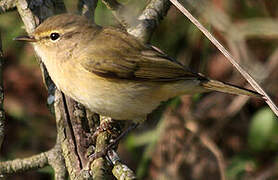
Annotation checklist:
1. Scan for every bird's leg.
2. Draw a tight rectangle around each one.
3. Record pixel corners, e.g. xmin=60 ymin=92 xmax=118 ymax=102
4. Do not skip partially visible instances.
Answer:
xmin=89 ymin=122 xmax=139 ymax=160
xmin=84 ymin=122 xmax=139 ymax=174
xmin=86 ymin=117 xmax=121 ymax=158
xmin=91 ymin=118 xmax=116 ymax=142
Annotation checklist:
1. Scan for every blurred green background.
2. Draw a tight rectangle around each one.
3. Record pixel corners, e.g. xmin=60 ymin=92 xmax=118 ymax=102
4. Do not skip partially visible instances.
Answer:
xmin=0 ymin=0 xmax=278 ymax=179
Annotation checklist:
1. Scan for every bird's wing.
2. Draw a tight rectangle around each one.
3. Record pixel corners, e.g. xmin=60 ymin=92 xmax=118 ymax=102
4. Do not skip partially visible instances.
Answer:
xmin=81 ymin=27 xmax=203 ymax=81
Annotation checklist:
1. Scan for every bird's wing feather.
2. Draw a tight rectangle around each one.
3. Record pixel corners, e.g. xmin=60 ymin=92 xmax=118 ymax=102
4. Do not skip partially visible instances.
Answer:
xmin=81 ymin=27 xmax=202 ymax=81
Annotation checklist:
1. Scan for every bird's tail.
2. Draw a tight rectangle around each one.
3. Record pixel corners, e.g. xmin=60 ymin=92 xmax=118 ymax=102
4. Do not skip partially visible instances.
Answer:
xmin=201 ymin=79 xmax=262 ymax=98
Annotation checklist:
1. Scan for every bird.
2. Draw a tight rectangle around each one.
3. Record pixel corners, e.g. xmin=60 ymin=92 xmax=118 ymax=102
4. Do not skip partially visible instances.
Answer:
xmin=15 ymin=13 xmax=261 ymax=124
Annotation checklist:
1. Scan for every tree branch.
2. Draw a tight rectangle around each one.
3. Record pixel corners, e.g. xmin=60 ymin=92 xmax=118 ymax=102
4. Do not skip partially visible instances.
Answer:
xmin=102 ymin=0 xmax=171 ymax=42
xmin=0 ymin=143 xmax=66 ymax=178
xmin=48 ymin=144 xmax=67 ymax=180
xmin=90 ymin=116 xmax=113 ymax=180
xmin=0 ymin=0 xmax=16 ymax=14
xmin=53 ymin=90 xmax=83 ymax=179
xmin=101 ymin=0 xmax=131 ymax=28
xmin=0 ymin=149 xmax=48 ymax=175
xmin=128 ymin=0 xmax=171 ymax=42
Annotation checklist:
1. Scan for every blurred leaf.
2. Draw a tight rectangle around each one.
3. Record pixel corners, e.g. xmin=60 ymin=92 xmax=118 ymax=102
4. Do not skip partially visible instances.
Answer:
xmin=94 ymin=1 xmax=116 ymax=26
xmin=248 ymin=107 xmax=278 ymax=152
xmin=226 ymin=154 xmax=257 ymax=180
xmin=125 ymin=116 xmax=166 ymax=179
xmin=168 ymin=96 xmax=181 ymax=108
xmin=192 ymin=93 xmax=202 ymax=102
xmin=0 ymin=11 xmax=24 ymax=50
xmin=126 ymin=116 xmax=166 ymax=148
xmin=38 ymin=166 xmax=54 ymax=180
xmin=126 ymin=129 xmax=157 ymax=148
xmin=136 ymin=143 xmax=154 ymax=179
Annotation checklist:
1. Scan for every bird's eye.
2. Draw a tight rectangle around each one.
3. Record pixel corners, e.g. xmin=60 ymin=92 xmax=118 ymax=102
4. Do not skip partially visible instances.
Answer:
xmin=50 ymin=32 xmax=60 ymax=41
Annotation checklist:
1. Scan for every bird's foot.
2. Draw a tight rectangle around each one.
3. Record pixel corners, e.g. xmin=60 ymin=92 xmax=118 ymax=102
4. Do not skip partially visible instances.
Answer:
xmin=90 ymin=122 xmax=139 ymax=160
xmin=91 ymin=118 xmax=120 ymax=143
xmin=85 ymin=122 xmax=139 ymax=173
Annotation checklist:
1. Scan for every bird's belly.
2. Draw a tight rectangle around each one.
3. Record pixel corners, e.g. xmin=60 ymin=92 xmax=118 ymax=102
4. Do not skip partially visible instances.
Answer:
xmin=53 ymin=65 xmax=164 ymax=122
xmin=71 ymin=80 xmax=163 ymax=122
xmin=88 ymin=86 xmax=161 ymax=120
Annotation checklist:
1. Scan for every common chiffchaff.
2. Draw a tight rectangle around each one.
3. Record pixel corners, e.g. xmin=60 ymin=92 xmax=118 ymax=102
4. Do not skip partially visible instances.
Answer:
xmin=15 ymin=14 xmax=260 ymax=123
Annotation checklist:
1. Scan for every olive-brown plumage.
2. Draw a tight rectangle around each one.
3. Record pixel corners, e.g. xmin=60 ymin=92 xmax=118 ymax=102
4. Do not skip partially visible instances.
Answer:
xmin=15 ymin=14 xmax=261 ymax=123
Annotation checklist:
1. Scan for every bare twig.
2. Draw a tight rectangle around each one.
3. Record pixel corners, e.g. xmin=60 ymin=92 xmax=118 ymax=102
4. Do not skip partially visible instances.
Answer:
xmin=16 ymin=0 xmax=65 ymax=32
xmin=101 ymin=0 xmax=171 ymax=42
xmin=101 ymin=0 xmax=130 ymax=28
xmin=185 ymin=121 xmax=226 ymax=180
xmin=169 ymin=0 xmax=278 ymax=116
xmin=0 ymin=31 xmax=5 ymax=149
xmin=0 ymin=148 xmax=51 ymax=175
xmin=199 ymin=133 xmax=226 ymax=180
xmin=0 ymin=144 xmax=65 ymax=179
xmin=102 ymin=0 xmax=122 ymax=11
xmin=0 ymin=0 xmax=16 ymax=14
xmin=210 ymin=47 xmax=278 ymax=138
xmin=16 ymin=0 xmax=38 ymax=33
xmin=224 ymin=46 xmax=278 ymax=117
xmin=128 ymin=0 xmax=171 ymax=42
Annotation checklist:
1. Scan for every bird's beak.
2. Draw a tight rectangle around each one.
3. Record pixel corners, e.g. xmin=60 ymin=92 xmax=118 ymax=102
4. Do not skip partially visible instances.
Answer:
xmin=14 ymin=35 xmax=37 ymax=42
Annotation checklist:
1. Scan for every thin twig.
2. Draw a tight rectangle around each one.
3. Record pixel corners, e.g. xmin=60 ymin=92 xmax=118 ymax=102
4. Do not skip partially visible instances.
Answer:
xmin=169 ymin=0 xmax=278 ymax=116
xmin=200 ymin=133 xmax=226 ymax=180
xmin=0 ymin=31 xmax=5 ymax=149
xmin=128 ymin=0 xmax=171 ymax=42
xmin=210 ymin=47 xmax=278 ymax=138
xmin=0 ymin=149 xmax=49 ymax=175
xmin=185 ymin=121 xmax=226 ymax=180
xmin=225 ymin=46 xmax=278 ymax=117
xmin=101 ymin=0 xmax=171 ymax=42
xmin=101 ymin=0 xmax=129 ymax=28
xmin=102 ymin=0 xmax=122 ymax=11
